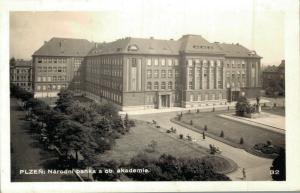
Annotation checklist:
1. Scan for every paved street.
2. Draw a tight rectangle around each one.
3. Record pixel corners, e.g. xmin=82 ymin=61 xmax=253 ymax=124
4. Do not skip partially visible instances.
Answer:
xmin=131 ymin=111 xmax=273 ymax=181
xmin=10 ymin=98 xmax=78 ymax=182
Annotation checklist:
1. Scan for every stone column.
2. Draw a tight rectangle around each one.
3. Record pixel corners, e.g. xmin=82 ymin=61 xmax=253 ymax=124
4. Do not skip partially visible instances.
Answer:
xmin=186 ymin=66 xmax=189 ymax=90
xmin=223 ymin=66 xmax=226 ymax=89
xmin=215 ymin=66 xmax=218 ymax=89
xmin=207 ymin=63 xmax=211 ymax=89
xmin=193 ymin=64 xmax=197 ymax=90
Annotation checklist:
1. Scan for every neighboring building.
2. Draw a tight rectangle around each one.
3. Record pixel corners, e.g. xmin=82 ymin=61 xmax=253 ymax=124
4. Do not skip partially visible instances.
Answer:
xmin=262 ymin=60 xmax=285 ymax=96
xmin=32 ymin=38 xmax=94 ymax=98
xmin=10 ymin=59 xmax=33 ymax=92
xmin=83 ymin=34 xmax=262 ymax=111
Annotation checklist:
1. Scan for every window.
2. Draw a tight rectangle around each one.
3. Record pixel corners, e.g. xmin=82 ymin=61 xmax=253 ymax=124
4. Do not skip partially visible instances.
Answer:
xmin=147 ymin=70 xmax=152 ymax=78
xmin=42 ymin=85 xmax=46 ymax=91
xmin=63 ymin=67 xmax=67 ymax=72
xmin=37 ymin=77 xmax=41 ymax=82
xmin=175 ymin=70 xmax=180 ymax=78
xmin=38 ymin=58 xmax=42 ymax=63
xmin=37 ymin=86 xmax=41 ymax=90
xmin=154 ymin=70 xmax=159 ymax=78
xmin=168 ymin=81 xmax=173 ymax=89
xmin=53 ymin=67 xmax=57 ymax=72
xmin=161 ymin=70 xmax=166 ymax=78
xmin=211 ymin=94 xmax=215 ymax=100
xmin=43 ymin=67 xmax=47 ymax=72
xmin=167 ymin=59 xmax=172 ymax=66
xmin=190 ymin=95 xmax=194 ymax=101
xmin=218 ymin=80 xmax=222 ymax=89
xmin=42 ymin=77 xmax=47 ymax=82
xmin=232 ymin=60 xmax=235 ymax=68
xmin=188 ymin=59 xmax=193 ymax=66
xmin=147 ymin=82 xmax=152 ymax=90
xmin=197 ymin=95 xmax=201 ymax=101
xmin=189 ymin=81 xmax=193 ymax=89
xmin=58 ymin=67 xmax=62 ymax=72
xmin=161 ymin=82 xmax=166 ymax=90
xmin=168 ymin=70 xmax=173 ymax=78
xmin=62 ymin=58 xmax=66 ymax=63
xmin=53 ymin=76 xmax=57 ymax=81
xmin=154 ymin=59 xmax=158 ymax=66
xmin=154 ymin=82 xmax=159 ymax=90
xmin=147 ymin=59 xmax=151 ymax=66
xmin=57 ymin=85 xmax=61 ymax=90
xmin=53 ymin=59 xmax=57 ymax=63
xmin=52 ymin=85 xmax=56 ymax=90
xmin=174 ymin=59 xmax=178 ymax=66
xmin=189 ymin=67 xmax=193 ymax=76
xmin=48 ymin=67 xmax=52 ymax=72
xmin=161 ymin=59 xmax=166 ymax=66
xmin=47 ymin=76 xmax=51 ymax=81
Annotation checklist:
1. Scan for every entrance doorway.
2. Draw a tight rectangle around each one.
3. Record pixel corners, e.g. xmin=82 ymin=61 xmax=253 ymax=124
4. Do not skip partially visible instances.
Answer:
xmin=160 ymin=95 xmax=170 ymax=108
xmin=231 ymin=91 xmax=240 ymax=101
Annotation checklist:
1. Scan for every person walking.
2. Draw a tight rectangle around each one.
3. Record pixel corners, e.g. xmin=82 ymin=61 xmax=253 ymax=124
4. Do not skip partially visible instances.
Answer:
xmin=242 ymin=168 xmax=246 ymax=180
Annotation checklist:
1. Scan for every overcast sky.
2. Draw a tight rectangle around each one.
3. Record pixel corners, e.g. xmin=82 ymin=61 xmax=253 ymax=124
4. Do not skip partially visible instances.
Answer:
xmin=9 ymin=0 xmax=286 ymax=65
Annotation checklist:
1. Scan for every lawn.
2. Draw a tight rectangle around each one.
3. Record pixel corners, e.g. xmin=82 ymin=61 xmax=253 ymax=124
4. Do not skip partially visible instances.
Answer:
xmin=96 ymin=120 xmax=209 ymax=163
xmin=179 ymin=111 xmax=285 ymax=150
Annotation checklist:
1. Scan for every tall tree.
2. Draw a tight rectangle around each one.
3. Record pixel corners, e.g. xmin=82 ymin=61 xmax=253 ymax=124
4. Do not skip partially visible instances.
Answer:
xmin=55 ymin=89 xmax=75 ymax=113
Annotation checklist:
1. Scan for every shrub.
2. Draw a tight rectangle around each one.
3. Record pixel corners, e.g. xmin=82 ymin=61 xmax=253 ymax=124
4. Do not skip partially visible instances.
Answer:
xmin=220 ymin=130 xmax=224 ymax=137
xmin=267 ymin=140 xmax=272 ymax=146
xmin=261 ymin=146 xmax=275 ymax=154
xmin=196 ymin=109 xmax=200 ymax=113
xmin=179 ymin=134 xmax=183 ymax=139
xmin=190 ymin=120 xmax=193 ymax=125
xmin=235 ymin=96 xmax=252 ymax=117
xmin=253 ymin=143 xmax=266 ymax=150
xmin=145 ymin=140 xmax=158 ymax=153
xmin=240 ymin=137 xmax=244 ymax=144
xmin=212 ymin=107 xmax=215 ymax=112
xmin=204 ymin=125 xmax=208 ymax=131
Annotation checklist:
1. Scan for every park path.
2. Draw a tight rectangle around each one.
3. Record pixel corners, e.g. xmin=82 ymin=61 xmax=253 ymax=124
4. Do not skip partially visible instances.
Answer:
xmin=131 ymin=111 xmax=273 ymax=181
xmin=10 ymin=98 xmax=77 ymax=182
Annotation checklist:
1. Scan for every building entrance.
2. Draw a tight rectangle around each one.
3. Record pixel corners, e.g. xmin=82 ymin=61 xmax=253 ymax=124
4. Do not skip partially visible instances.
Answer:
xmin=161 ymin=95 xmax=170 ymax=107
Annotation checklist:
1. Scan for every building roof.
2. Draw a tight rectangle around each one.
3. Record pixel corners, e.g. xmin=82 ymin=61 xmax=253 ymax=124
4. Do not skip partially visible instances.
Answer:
xmin=178 ymin=34 xmax=224 ymax=55
xmin=88 ymin=37 xmax=180 ymax=56
xmin=34 ymin=35 xmax=261 ymax=59
xmin=88 ymin=35 xmax=260 ymax=58
xmin=214 ymin=43 xmax=261 ymax=58
xmin=264 ymin=65 xmax=280 ymax=73
xmin=12 ymin=59 xmax=32 ymax=67
xmin=33 ymin=37 xmax=95 ymax=57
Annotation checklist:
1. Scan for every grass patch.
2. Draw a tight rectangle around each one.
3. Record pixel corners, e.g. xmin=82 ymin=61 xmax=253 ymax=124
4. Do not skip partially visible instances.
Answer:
xmin=177 ymin=111 xmax=285 ymax=153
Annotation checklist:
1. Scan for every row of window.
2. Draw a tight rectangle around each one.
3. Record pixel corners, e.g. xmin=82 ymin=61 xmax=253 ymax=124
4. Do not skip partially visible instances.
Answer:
xmin=147 ymin=69 xmax=179 ymax=79
xmin=36 ymin=84 xmax=66 ymax=91
xmin=146 ymin=81 xmax=176 ymax=90
xmin=145 ymin=58 xmax=178 ymax=66
xmin=189 ymin=93 xmax=224 ymax=102
xmin=87 ymin=65 xmax=122 ymax=77
xmin=11 ymin=76 xmax=31 ymax=81
xmin=226 ymin=82 xmax=246 ymax=88
xmin=15 ymin=82 xmax=31 ymax=87
xmin=188 ymin=80 xmax=223 ymax=90
xmin=11 ymin=69 xmax=30 ymax=74
xmin=86 ymin=85 xmax=122 ymax=104
xmin=37 ymin=57 xmax=67 ymax=64
xmin=36 ymin=66 xmax=67 ymax=73
xmin=88 ymin=57 xmax=123 ymax=66
xmin=37 ymin=76 xmax=67 ymax=82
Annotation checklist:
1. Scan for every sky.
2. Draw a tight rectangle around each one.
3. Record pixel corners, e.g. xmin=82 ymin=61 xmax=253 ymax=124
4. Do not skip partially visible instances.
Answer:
xmin=9 ymin=0 xmax=286 ymax=66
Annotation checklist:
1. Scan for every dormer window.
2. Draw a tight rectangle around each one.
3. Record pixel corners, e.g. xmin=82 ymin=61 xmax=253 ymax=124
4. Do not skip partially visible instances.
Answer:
xmin=128 ymin=44 xmax=139 ymax=51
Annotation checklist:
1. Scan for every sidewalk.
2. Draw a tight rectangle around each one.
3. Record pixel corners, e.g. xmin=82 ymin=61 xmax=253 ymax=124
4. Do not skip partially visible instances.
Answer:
xmin=120 ymin=98 xmax=270 ymax=116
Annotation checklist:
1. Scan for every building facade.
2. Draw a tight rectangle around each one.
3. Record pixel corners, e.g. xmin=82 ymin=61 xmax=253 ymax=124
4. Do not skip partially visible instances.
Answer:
xmin=83 ymin=35 xmax=262 ymax=111
xmin=31 ymin=35 xmax=262 ymax=110
xmin=262 ymin=60 xmax=285 ymax=95
xmin=10 ymin=59 xmax=33 ymax=92
xmin=32 ymin=38 xmax=94 ymax=98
